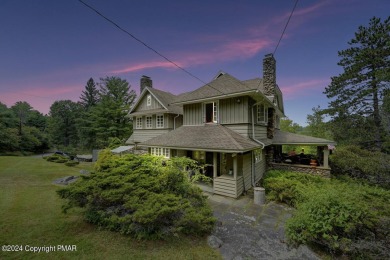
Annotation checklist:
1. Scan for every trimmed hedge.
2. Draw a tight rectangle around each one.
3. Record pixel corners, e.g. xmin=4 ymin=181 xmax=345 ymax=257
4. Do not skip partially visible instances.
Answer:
xmin=57 ymin=150 xmax=215 ymax=239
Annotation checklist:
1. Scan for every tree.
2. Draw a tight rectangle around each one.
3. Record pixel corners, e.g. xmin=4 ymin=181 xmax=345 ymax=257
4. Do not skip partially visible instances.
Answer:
xmin=47 ymin=100 xmax=81 ymax=148
xmin=324 ymin=16 xmax=390 ymax=148
xmin=91 ymin=76 xmax=136 ymax=147
xmin=79 ymin=78 xmax=99 ymax=109
xmin=306 ymin=106 xmax=332 ymax=140
xmin=11 ymin=101 xmax=32 ymax=135
xmin=280 ymin=117 xmax=301 ymax=133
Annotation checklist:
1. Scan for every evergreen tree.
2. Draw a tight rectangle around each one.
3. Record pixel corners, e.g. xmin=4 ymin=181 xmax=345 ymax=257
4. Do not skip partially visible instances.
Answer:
xmin=324 ymin=16 xmax=390 ymax=148
xmin=47 ymin=100 xmax=81 ymax=148
xmin=80 ymin=78 xmax=99 ymax=109
xmin=92 ymin=76 xmax=136 ymax=148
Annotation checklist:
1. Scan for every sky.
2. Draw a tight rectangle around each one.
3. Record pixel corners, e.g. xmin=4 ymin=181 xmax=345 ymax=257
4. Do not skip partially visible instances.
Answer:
xmin=1 ymin=0 xmax=389 ymax=126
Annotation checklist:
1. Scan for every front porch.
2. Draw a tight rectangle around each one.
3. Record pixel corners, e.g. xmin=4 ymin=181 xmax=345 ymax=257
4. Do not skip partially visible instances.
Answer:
xmin=176 ymin=149 xmax=265 ymax=198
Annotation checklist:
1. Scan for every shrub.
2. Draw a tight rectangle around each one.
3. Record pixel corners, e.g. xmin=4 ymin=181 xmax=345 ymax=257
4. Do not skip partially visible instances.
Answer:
xmin=44 ymin=154 xmax=70 ymax=163
xmin=264 ymin=170 xmax=390 ymax=258
xmin=57 ymin=153 xmax=215 ymax=239
xmin=330 ymin=145 xmax=390 ymax=188
xmin=64 ymin=161 xmax=79 ymax=167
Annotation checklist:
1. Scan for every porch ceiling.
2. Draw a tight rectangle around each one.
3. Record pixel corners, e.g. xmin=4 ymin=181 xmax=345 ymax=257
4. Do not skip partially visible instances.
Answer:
xmin=272 ymin=130 xmax=336 ymax=145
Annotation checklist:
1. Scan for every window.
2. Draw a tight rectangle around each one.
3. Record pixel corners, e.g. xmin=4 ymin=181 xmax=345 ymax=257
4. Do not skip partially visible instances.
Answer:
xmin=156 ymin=115 xmax=164 ymax=128
xmin=151 ymin=147 xmax=170 ymax=158
xmin=146 ymin=94 xmax=151 ymax=106
xmin=205 ymin=102 xmax=218 ymax=123
xmin=254 ymin=149 xmax=262 ymax=163
xmin=146 ymin=116 xmax=152 ymax=128
xmin=257 ymin=104 xmax=268 ymax=123
xmin=136 ymin=117 xmax=142 ymax=129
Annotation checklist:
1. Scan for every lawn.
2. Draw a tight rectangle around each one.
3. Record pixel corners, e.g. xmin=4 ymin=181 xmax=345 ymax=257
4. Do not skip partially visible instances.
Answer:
xmin=0 ymin=156 xmax=221 ymax=260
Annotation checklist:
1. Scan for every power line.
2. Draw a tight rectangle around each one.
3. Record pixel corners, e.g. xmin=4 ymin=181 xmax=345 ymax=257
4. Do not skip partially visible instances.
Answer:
xmin=273 ymin=0 xmax=299 ymax=55
xmin=78 ymin=0 xmax=224 ymax=94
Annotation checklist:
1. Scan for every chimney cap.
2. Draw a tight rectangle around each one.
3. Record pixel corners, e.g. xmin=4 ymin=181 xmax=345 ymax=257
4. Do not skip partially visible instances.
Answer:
xmin=264 ymin=53 xmax=274 ymax=58
xmin=141 ymin=75 xmax=151 ymax=78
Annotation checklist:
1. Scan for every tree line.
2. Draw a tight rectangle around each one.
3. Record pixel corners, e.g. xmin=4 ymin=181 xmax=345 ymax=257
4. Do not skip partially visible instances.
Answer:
xmin=0 ymin=76 xmax=136 ymax=155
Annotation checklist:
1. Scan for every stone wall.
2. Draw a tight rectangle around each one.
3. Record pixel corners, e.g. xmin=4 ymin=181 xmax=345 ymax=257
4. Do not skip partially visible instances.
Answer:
xmin=140 ymin=75 xmax=153 ymax=93
xmin=269 ymin=163 xmax=331 ymax=177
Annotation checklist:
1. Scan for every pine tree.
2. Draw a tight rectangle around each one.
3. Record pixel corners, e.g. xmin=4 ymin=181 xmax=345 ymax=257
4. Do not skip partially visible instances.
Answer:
xmin=324 ymin=16 xmax=390 ymax=148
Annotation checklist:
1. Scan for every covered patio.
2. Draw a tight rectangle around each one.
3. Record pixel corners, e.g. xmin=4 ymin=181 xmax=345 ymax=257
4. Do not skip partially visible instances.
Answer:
xmin=269 ymin=130 xmax=336 ymax=177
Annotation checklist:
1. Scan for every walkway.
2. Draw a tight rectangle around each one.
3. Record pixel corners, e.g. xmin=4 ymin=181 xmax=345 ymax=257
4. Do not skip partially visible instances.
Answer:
xmin=207 ymin=193 xmax=320 ymax=260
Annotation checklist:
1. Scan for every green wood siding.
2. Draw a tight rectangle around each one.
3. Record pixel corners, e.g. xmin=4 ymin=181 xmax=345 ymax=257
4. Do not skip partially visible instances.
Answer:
xmin=183 ymin=103 xmax=203 ymax=125
xmin=134 ymin=93 xmax=163 ymax=112
xmin=254 ymin=152 xmax=266 ymax=183
xmin=219 ymin=96 xmax=249 ymax=124
xmin=213 ymin=175 xmax=243 ymax=198
xmin=243 ymin=153 xmax=252 ymax=190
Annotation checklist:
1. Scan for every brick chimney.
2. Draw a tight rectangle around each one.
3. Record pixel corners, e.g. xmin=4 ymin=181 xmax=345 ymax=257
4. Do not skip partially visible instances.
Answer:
xmin=263 ymin=53 xmax=276 ymax=96
xmin=140 ymin=75 xmax=152 ymax=93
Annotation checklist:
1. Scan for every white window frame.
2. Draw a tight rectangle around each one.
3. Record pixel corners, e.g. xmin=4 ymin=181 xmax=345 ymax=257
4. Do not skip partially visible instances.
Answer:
xmin=257 ymin=104 xmax=268 ymax=123
xmin=136 ymin=117 xmax=142 ymax=129
xmin=146 ymin=116 xmax=152 ymax=128
xmin=151 ymin=147 xmax=170 ymax=158
xmin=204 ymin=101 xmax=218 ymax=123
xmin=146 ymin=94 xmax=152 ymax=106
xmin=156 ymin=114 xmax=164 ymax=128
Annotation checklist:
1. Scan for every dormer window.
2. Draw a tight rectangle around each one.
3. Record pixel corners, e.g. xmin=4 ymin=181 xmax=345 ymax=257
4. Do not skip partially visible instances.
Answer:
xmin=146 ymin=94 xmax=151 ymax=106
xmin=205 ymin=102 xmax=218 ymax=123
xmin=257 ymin=104 xmax=268 ymax=123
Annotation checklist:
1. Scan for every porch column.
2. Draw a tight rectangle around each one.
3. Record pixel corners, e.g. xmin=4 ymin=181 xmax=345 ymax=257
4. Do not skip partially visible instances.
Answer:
xmin=233 ymin=154 xmax=237 ymax=180
xmin=213 ymin=152 xmax=217 ymax=178
xmin=323 ymin=146 xmax=329 ymax=168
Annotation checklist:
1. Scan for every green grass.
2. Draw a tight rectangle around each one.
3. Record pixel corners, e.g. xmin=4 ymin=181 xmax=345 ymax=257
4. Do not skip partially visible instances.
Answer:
xmin=0 ymin=156 xmax=221 ymax=260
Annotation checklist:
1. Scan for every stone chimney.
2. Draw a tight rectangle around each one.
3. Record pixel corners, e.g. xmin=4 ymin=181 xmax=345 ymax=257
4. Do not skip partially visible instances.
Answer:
xmin=263 ymin=54 xmax=276 ymax=140
xmin=263 ymin=53 xmax=276 ymax=96
xmin=140 ymin=75 xmax=152 ymax=93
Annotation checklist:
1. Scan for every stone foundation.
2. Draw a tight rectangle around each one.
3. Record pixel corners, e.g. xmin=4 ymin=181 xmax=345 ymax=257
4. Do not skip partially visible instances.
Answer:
xmin=269 ymin=163 xmax=331 ymax=177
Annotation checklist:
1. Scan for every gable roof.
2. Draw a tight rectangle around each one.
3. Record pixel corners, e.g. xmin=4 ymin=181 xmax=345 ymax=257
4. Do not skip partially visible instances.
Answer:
xmin=173 ymin=73 xmax=261 ymax=104
xmin=129 ymin=87 xmax=182 ymax=116
xmin=141 ymin=124 xmax=267 ymax=153
xmin=273 ymin=130 xmax=336 ymax=145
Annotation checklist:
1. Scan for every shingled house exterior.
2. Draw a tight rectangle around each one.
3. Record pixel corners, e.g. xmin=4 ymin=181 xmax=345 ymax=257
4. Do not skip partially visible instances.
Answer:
xmin=126 ymin=54 xmax=335 ymax=198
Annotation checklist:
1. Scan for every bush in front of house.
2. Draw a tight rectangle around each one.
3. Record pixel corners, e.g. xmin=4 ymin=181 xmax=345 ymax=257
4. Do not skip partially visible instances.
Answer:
xmin=64 ymin=161 xmax=79 ymax=167
xmin=330 ymin=145 xmax=390 ymax=188
xmin=264 ymin=170 xmax=390 ymax=258
xmin=57 ymin=150 xmax=216 ymax=239
xmin=44 ymin=154 xmax=70 ymax=163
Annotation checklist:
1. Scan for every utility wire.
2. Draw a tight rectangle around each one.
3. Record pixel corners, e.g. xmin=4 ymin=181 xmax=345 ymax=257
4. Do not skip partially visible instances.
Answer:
xmin=78 ymin=0 xmax=224 ymax=94
xmin=273 ymin=0 xmax=298 ymax=55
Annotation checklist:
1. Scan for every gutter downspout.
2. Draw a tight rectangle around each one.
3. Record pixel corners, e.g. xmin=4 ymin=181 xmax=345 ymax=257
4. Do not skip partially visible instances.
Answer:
xmin=173 ymin=114 xmax=180 ymax=129
xmin=251 ymin=101 xmax=266 ymax=187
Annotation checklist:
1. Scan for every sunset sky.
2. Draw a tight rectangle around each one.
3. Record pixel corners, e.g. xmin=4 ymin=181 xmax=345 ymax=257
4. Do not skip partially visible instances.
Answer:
xmin=1 ymin=0 xmax=389 ymax=125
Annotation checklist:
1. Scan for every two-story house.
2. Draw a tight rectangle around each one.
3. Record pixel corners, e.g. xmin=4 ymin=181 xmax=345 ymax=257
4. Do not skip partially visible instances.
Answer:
xmin=126 ymin=54 xmax=334 ymax=198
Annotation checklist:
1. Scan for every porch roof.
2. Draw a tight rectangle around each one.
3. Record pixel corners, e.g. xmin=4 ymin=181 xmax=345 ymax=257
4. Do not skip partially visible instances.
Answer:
xmin=140 ymin=124 xmax=266 ymax=153
xmin=273 ymin=130 xmax=336 ymax=145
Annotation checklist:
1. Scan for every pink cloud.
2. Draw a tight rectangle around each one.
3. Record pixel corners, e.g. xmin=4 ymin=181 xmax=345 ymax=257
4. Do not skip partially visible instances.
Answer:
xmin=280 ymin=78 xmax=330 ymax=100
xmin=111 ymin=61 xmax=179 ymax=73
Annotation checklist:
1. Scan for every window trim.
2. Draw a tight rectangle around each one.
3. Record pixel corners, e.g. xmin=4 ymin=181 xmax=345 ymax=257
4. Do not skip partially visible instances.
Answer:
xmin=204 ymin=101 xmax=218 ymax=123
xmin=254 ymin=149 xmax=263 ymax=163
xmin=257 ymin=104 xmax=268 ymax=124
xmin=151 ymin=147 xmax=170 ymax=158
xmin=135 ymin=117 xmax=142 ymax=129
xmin=156 ymin=114 xmax=164 ymax=128
xmin=146 ymin=116 xmax=152 ymax=129
xmin=146 ymin=94 xmax=152 ymax=106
